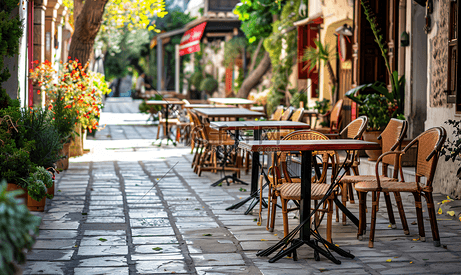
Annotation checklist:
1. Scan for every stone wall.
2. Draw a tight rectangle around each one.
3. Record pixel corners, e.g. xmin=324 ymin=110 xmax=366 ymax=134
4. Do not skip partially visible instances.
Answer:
xmin=430 ymin=0 xmax=449 ymax=107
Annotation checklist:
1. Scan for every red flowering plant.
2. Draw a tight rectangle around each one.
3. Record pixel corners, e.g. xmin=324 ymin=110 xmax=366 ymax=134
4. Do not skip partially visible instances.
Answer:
xmin=29 ymin=58 xmax=111 ymax=137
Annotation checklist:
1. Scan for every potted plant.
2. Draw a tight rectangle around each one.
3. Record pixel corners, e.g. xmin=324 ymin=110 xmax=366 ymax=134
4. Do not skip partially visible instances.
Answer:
xmin=0 ymin=180 xmax=41 ymax=274
xmin=20 ymin=166 xmax=54 ymax=211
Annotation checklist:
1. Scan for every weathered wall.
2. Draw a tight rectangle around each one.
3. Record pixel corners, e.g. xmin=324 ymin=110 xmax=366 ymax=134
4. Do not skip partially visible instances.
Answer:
xmin=426 ymin=0 xmax=461 ymax=198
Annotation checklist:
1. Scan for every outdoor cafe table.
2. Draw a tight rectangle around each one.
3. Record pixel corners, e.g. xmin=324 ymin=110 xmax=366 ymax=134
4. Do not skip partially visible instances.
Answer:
xmin=146 ymin=100 xmax=185 ymax=142
xmin=183 ymin=104 xmax=236 ymax=109
xmin=210 ymin=121 xmax=311 ymax=214
xmin=238 ymin=139 xmax=380 ymax=264
xmin=193 ymin=108 xmax=265 ymax=121
xmin=208 ymin=97 xmax=255 ymax=105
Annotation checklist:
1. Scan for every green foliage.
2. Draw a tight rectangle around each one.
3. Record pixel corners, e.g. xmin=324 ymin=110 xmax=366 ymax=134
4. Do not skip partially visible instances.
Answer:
xmin=303 ymin=40 xmax=336 ymax=73
xmin=356 ymin=93 xmax=390 ymax=131
xmin=200 ymin=77 xmax=218 ymax=95
xmin=441 ymin=120 xmax=461 ymax=163
xmin=0 ymin=180 xmax=41 ymax=275
xmin=51 ymin=89 xmax=78 ymax=143
xmin=0 ymin=0 xmax=24 ymax=103
xmin=314 ymin=98 xmax=330 ymax=115
xmin=234 ymin=0 xmax=284 ymax=42
xmin=20 ymin=108 xmax=63 ymax=168
xmin=265 ymin=0 xmax=300 ymax=114
xmin=189 ymin=71 xmax=204 ymax=90
xmin=139 ymin=94 xmax=163 ymax=115
xmin=223 ymin=37 xmax=247 ymax=67
xmin=290 ymin=89 xmax=307 ymax=108
xmin=20 ymin=167 xmax=53 ymax=201
xmin=234 ymin=67 xmax=245 ymax=94
xmin=0 ymin=92 xmax=35 ymax=185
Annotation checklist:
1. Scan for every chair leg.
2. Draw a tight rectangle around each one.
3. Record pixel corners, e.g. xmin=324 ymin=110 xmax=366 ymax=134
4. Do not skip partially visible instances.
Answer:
xmin=357 ymin=191 xmax=367 ymax=240
xmin=412 ymin=192 xmax=426 ymax=242
xmin=394 ymin=192 xmax=409 ymax=235
xmin=327 ymin=199 xmax=333 ymax=243
xmin=424 ymin=192 xmax=441 ymax=247
xmin=369 ymin=191 xmax=380 ymax=248
xmin=281 ymin=197 xmax=289 ymax=237
xmin=269 ymin=195 xmax=278 ymax=232
xmin=266 ymin=186 xmax=272 ymax=231
xmin=383 ymin=192 xmax=396 ymax=228
xmin=342 ymin=182 xmax=348 ymax=225
xmin=348 ymin=183 xmax=355 ymax=204
xmin=156 ymin=123 xmax=161 ymax=139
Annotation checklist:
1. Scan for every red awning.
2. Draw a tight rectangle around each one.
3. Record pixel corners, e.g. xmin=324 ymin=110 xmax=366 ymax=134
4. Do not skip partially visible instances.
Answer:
xmin=179 ymin=22 xmax=207 ymax=56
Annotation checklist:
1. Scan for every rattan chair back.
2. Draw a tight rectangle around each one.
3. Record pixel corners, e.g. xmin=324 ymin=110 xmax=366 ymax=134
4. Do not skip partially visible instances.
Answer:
xmin=330 ymin=99 xmax=344 ymax=131
xmin=378 ymin=118 xmax=408 ymax=166
xmin=402 ymin=127 xmax=446 ymax=183
xmin=290 ymin=107 xmax=305 ymax=122
xmin=339 ymin=116 xmax=368 ymax=139
xmin=280 ymin=107 xmax=294 ymax=121
xmin=272 ymin=106 xmax=284 ymax=121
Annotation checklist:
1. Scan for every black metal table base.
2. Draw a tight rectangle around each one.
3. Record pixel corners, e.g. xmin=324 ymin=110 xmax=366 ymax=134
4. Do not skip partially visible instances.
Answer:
xmin=211 ymin=172 xmax=249 ymax=187
xmin=225 ymin=187 xmax=268 ymax=214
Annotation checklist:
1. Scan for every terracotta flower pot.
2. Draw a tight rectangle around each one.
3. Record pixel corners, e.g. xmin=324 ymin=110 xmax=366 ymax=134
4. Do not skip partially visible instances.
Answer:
xmin=27 ymin=195 xmax=46 ymax=212
xmin=56 ymin=142 xmax=71 ymax=170
xmin=47 ymin=180 xmax=55 ymax=198
xmin=363 ymin=130 xmax=382 ymax=161
xmin=6 ymin=183 xmax=27 ymax=204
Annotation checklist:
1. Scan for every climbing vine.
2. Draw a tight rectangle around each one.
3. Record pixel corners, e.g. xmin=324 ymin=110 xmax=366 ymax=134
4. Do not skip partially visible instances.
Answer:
xmin=264 ymin=0 xmax=300 ymax=114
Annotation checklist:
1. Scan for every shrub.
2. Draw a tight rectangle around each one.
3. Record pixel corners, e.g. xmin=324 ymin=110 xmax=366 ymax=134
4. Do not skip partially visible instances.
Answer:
xmin=200 ymin=77 xmax=218 ymax=95
xmin=0 ymin=180 xmax=41 ymax=274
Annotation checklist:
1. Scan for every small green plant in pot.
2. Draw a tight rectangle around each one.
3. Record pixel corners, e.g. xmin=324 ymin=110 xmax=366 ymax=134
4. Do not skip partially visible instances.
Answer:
xmin=20 ymin=166 xmax=54 ymax=201
xmin=0 ymin=180 xmax=41 ymax=274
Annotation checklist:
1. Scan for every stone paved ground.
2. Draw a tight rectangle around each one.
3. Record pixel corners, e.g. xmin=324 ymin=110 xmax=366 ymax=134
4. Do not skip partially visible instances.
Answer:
xmin=22 ymin=98 xmax=461 ymax=274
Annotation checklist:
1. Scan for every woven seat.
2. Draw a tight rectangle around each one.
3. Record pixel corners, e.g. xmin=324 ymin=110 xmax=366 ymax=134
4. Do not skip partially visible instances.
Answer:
xmin=355 ymin=181 xmax=421 ymax=193
xmin=340 ymin=175 xmax=395 ymax=184
xmin=278 ymin=183 xmax=336 ymax=200
xmin=354 ymin=127 xmax=447 ymax=248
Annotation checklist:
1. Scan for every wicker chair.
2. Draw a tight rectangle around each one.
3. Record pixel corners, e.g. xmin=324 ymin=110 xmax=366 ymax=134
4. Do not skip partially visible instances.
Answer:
xmin=274 ymin=107 xmax=306 ymax=138
xmin=267 ymin=130 xmax=336 ymax=242
xmin=339 ymin=119 xmax=408 ymax=228
xmin=316 ymin=99 xmax=344 ymax=134
xmin=354 ymin=127 xmax=447 ymax=248
xmin=280 ymin=107 xmax=294 ymax=121
xmin=156 ymin=98 xmax=181 ymax=139
xmin=271 ymin=106 xmax=285 ymax=121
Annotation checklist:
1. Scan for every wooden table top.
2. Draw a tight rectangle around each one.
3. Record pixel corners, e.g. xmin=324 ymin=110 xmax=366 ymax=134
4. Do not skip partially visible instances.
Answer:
xmin=194 ymin=108 xmax=265 ymax=118
xmin=210 ymin=121 xmax=310 ymax=131
xmin=239 ymin=139 xmax=380 ymax=152
xmin=146 ymin=100 xmax=185 ymax=105
xmin=184 ymin=104 xmax=236 ymax=109
xmin=208 ymin=97 xmax=255 ymax=105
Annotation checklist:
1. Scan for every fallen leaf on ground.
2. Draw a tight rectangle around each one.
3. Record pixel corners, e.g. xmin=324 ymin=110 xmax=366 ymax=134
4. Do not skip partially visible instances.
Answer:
xmin=261 ymin=239 xmax=267 ymax=241
xmin=152 ymin=247 xmax=163 ymax=251
xmin=388 ymin=224 xmax=392 ymax=228
xmin=81 ymin=213 xmax=87 ymax=215
xmin=410 ymin=261 xmax=413 ymax=264
xmin=257 ymin=222 xmax=261 ymax=226
xmin=386 ymin=259 xmax=392 ymax=262
xmin=202 ymin=233 xmax=212 ymax=236
xmin=411 ymin=221 xmax=417 ymax=225
xmin=438 ymin=208 xmax=443 ymax=215
xmin=412 ymin=238 xmax=420 ymax=241
xmin=98 ymin=238 xmax=107 ymax=242
xmin=447 ymin=211 xmax=455 ymax=216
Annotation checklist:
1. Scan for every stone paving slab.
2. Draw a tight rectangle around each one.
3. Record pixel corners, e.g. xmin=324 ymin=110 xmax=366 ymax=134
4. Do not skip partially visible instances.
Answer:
xmin=21 ymin=103 xmax=461 ymax=274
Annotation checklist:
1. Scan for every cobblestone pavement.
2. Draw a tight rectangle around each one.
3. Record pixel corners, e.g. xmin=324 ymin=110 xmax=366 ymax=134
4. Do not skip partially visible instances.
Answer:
xmin=23 ymin=98 xmax=461 ymax=274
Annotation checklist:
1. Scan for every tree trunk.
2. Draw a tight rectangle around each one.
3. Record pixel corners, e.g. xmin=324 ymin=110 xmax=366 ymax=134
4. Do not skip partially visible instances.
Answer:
xmin=249 ymin=38 xmax=264 ymax=74
xmin=68 ymin=0 xmax=109 ymax=65
xmin=236 ymin=52 xmax=271 ymax=99
xmin=73 ymin=0 xmax=84 ymax=22
xmin=326 ymin=60 xmax=338 ymax=104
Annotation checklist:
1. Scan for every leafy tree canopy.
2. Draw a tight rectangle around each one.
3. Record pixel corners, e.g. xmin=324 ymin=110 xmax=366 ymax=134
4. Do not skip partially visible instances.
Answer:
xmin=234 ymin=0 xmax=284 ymax=43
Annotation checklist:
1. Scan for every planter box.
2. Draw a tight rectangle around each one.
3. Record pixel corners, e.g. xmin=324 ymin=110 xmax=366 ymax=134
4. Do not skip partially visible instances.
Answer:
xmin=27 ymin=195 xmax=46 ymax=212
xmin=69 ymin=124 xmax=83 ymax=157
xmin=6 ymin=183 xmax=27 ymax=204
xmin=56 ymin=142 xmax=71 ymax=170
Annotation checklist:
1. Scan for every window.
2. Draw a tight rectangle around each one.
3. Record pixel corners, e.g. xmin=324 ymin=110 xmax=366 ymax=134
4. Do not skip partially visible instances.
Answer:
xmin=447 ymin=0 xmax=461 ymax=112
